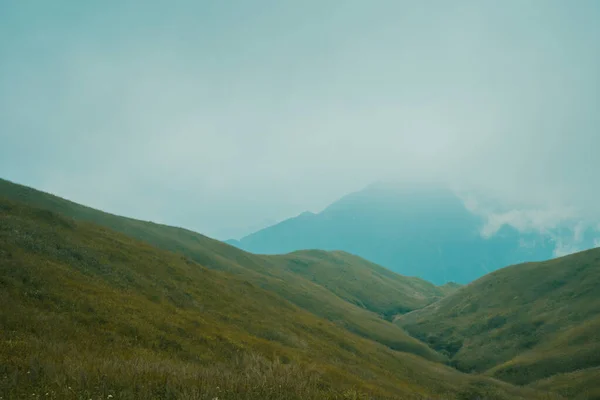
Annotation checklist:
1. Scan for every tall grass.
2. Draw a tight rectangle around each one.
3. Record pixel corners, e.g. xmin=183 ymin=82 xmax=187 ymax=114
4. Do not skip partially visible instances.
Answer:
xmin=1 ymin=350 xmax=378 ymax=400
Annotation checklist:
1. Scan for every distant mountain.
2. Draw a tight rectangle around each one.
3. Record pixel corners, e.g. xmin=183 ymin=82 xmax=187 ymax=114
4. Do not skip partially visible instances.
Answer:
xmin=230 ymin=182 xmax=596 ymax=284
xmin=395 ymin=247 xmax=600 ymax=398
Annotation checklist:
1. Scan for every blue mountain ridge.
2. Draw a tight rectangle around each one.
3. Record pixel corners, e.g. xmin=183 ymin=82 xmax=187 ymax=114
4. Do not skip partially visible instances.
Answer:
xmin=229 ymin=182 xmax=597 ymax=284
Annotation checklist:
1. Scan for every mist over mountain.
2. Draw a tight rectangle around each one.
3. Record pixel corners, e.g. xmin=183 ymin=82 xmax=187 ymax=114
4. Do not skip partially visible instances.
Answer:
xmin=230 ymin=183 xmax=598 ymax=284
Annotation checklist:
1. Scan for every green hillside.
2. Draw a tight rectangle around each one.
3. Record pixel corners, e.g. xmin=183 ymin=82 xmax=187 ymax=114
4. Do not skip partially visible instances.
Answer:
xmin=438 ymin=282 xmax=462 ymax=296
xmin=0 ymin=178 xmax=445 ymax=358
xmin=395 ymin=249 xmax=600 ymax=392
xmin=532 ymin=367 xmax=600 ymax=400
xmin=269 ymin=249 xmax=454 ymax=319
xmin=0 ymin=196 xmax=557 ymax=399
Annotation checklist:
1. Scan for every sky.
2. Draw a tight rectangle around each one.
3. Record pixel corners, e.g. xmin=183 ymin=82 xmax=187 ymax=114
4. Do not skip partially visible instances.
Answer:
xmin=1 ymin=0 xmax=600 ymax=240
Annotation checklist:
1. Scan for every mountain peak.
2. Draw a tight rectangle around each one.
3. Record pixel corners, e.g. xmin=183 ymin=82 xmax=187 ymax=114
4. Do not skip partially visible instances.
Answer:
xmin=232 ymin=182 xmax=557 ymax=284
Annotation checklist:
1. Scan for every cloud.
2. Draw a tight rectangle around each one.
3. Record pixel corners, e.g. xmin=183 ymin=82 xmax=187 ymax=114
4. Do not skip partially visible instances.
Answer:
xmin=1 ymin=0 xmax=600 ymax=239
xmin=553 ymin=242 xmax=583 ymax=258
xmin=461 ymin=194 xmax=596 ymax=257
xmin=475 ymin=208 xmax=578 ymax=238
xmin=549 ymin=221 xmax=589 ymax=257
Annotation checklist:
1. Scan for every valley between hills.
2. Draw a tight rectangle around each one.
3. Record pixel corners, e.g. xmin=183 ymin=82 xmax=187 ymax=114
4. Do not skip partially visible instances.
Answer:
xmin=1 ymin=177 xmax=599 ymax=399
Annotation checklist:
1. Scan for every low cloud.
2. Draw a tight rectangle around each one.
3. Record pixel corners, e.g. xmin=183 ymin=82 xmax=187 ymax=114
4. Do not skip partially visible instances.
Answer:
xmin=479 ymin=208 xmax=578 ymax=238
xmin=1 ymin=1 xmax=599 ymax=239
xmin=460 ymin=193 xmax=598 ymax=257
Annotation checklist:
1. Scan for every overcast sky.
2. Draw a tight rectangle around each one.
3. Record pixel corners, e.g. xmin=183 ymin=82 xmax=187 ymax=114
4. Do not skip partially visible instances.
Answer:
xmin=1 ymin=0 xmax=599 ymax=240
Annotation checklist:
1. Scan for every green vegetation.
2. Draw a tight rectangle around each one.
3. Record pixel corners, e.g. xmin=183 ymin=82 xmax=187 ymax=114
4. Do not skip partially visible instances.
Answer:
xmin=4 ymin=178 xmax=596 ymax=398
xmin=0 ymin=196 xmax=559 ymax=399
xmin=531 ymin=367 xmax=600 ymax=400
xmin=395 ymin=250 xmax=600 ymax=393
xmin=0 ymin=178 xmax=444 ymax=360
xmin=437 ymin=282 xmax=462 ymax=297
xmin=269 ymin=249 xmax=452 ymax=319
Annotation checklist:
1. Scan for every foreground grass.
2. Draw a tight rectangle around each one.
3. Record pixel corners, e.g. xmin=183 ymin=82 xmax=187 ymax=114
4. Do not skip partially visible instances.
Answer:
xmin=1 ymin=350 xmax=370 ymax=400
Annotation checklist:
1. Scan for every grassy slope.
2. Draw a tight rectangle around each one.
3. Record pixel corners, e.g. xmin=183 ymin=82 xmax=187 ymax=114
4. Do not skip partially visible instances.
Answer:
xmin=0 ymin=198 xmax=556 ymax=400
xmin=395 ymin=250 xmax=600 ymax=389
xmin=269 ymin=249 xmax=452 ymax=319
xmin=531 ymin=367 xmax=600 ymax=400
xmin=438 ymin=282 xmax=462 ymax=296
xmin=0 ymin=178 xmax=443 ymax=359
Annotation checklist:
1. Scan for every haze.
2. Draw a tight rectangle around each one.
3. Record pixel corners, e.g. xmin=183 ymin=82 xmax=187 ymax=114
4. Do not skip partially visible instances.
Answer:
xmin=1 ymin=0 xmax=599 ymax=240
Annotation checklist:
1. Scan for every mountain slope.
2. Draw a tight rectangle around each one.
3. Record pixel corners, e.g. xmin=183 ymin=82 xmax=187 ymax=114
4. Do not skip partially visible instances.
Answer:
xmin=532 ymin=367 xmax=600 ymax=400
xmin=268 ymin=249 xmax=455 ymax=319
xmin=0 ymin=178 xmax=443 ymax=360
xmin=395 ymin=248 xmax=600 ymax=391
xmin=0 ymin=195 xmax=558 ymax=399
xmin=230 ymin=182 xmax=562 ymax=284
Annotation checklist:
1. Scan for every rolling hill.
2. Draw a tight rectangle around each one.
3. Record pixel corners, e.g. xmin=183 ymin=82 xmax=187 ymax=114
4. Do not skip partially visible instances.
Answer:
xmin=532 ymin=367 xmax=600 ymax=400
xmin=0 ymin=178 xmax=444 ymax=357
xmin=0 ymin=181 xmax=560 ymax=399
xmin=395 ymin=248 xmax=600 ymax=396
xmin=266 ymin=249 xmax=458 ymax=319
xmin=229 ymin=182 xmax=595 ymax=284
